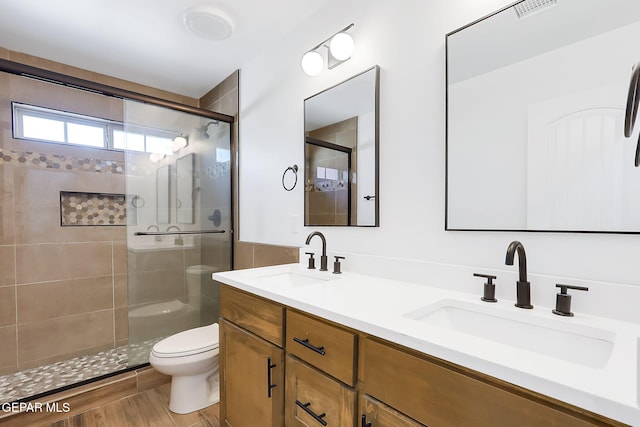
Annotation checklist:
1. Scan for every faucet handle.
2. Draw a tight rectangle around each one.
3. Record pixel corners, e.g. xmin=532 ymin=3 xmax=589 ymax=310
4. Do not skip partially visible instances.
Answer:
xmin=305 ymin=252 xmax=316 ymax=270
xmin=473 ymin=273 xmax=497 ymax=303
xmin=333 ymin=256 xmax=345 ymax=275
xmin=553 ymin=283 xmax=588 ymax=317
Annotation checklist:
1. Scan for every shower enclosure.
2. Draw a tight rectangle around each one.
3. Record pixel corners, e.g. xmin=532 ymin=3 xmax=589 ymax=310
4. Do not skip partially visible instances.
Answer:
xmin=123 ymin=100 xmax=232 ymax=365
xmin=0 ymin=61 xmax=232 ymax=404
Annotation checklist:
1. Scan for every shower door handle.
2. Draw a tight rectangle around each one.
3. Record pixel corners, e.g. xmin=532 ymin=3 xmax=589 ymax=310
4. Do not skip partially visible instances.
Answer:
xmin=267 ymin=357 xmax=277 ymax=398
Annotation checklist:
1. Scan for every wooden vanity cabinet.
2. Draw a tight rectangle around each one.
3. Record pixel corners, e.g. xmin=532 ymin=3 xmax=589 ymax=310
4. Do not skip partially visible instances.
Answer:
xmin=286 ymin=309 xmax=357 ymax=386
xmin=285 ymin=355 xmax=356 ymax=426
xmin=359 ymin=337 xmax=626 ymax=427
xmin=219 ymin=284 xmax=628 ymax=427
xmin=219 ymin=286 xmax=285 ymax=427
xmin=360 ymin=395 xmax=426 ymax=427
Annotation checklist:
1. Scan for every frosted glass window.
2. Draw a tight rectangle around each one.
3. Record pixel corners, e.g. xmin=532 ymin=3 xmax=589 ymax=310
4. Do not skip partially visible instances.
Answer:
xmin=113 ymin=130 xmax=145 ymax=152
xmin=326 ymin=168 xmax=339 ymax=180
xmin=22 ymin=115 xmax=65 ymax=142
xmin=67 ymin=122 xmax=105 ymax=147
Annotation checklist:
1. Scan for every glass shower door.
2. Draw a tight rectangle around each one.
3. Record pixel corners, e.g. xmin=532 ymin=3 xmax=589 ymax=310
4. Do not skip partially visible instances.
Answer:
xmin=122 ymin=99 xmax=232 ymax=366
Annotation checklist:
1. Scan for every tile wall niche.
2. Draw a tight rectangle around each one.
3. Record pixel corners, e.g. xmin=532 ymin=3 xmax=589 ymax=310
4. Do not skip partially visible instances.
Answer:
xmin=0 ymin=71 xmax=129 ymax=375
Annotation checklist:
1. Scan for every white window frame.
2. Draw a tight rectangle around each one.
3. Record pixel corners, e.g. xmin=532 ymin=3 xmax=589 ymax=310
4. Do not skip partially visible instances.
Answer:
xmin=12 ymin=102 xmax=177 ymax=154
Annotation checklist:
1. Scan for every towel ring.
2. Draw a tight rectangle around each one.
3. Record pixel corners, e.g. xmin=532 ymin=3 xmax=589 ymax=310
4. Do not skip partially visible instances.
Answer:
xmin=282 ymin=164 xmax=298 ymax=191
xmin=624 ymin=62 xmax=640 ymax=166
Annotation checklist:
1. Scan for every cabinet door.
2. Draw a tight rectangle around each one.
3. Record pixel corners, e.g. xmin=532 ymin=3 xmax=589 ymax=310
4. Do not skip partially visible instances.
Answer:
xmin=360 ymin=337 xmax=609 ymax=427
xmin=220 ymin=319 xmax=284 ymax=427
xmin=360 ymin=395 xmax=425 ymax=427
xmin=286 ymin=355 xmax=356 ymax=427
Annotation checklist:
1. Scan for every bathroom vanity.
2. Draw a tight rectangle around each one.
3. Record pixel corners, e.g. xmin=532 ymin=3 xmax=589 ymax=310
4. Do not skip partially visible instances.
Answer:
xmin=214 ymin=264 xmax=638 ymax=427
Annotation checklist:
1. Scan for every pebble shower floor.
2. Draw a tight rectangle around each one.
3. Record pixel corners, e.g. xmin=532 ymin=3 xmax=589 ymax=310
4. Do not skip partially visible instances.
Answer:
xmin=0 ymin=338 xmax=160 ymax=404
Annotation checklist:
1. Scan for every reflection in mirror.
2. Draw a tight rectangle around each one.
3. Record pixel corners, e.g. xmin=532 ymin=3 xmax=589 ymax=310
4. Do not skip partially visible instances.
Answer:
xmin=447 ymin=0 xmax=640 ymax=233
xmin=176 ymin=153 xmax=195 ymax=224
xmin=304 ymin=65 xmax=379 ymax=226
xmin=156 ymin=164 xmax=170 ymax=224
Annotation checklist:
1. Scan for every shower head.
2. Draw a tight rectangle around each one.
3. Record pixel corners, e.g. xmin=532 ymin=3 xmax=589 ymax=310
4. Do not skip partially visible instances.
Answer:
xmin=197 ymin=121 xmax=220 ymax=138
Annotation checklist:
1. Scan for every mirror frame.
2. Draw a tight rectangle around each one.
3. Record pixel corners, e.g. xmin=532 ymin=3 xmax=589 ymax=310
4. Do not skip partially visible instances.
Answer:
xmin=303 ymin=65 xmax=380 ymax=227
xmin=445 ymin=1 xmax=640 ymax=235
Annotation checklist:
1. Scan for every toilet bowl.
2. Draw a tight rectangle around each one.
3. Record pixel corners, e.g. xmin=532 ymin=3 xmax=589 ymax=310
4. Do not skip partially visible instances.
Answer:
xmin=149 ymin=323 xmax=220 ymax=414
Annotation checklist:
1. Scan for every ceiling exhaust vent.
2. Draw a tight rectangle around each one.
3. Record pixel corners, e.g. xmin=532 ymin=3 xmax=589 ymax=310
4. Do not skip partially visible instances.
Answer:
xmin=513 ymin=0 xmax=557 ymax=19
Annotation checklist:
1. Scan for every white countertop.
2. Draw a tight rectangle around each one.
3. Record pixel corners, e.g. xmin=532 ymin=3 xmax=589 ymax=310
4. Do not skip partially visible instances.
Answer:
xmin=213 ymin=263 xmax=640 ymax=426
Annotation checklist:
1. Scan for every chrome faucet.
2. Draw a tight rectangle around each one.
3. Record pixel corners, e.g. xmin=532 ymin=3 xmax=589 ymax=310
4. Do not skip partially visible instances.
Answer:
xmin=305 ymin=231 xmax=328 ymax=271
xmin=166 ymin=225 xmax=183 ymax=245
xmin=146 ymin=225 xmax=161 ymax=241
xmin=505 ymin=241 xmax=533 ymax=309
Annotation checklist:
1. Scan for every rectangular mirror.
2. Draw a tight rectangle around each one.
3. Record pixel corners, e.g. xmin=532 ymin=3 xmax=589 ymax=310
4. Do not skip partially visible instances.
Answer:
xmin=304 ymin=65 xmax=379 ymax=226
xmin=156 ymin=164 xmax=170 ymax=224
xmin=176 ymin=153 xmax=195 ymax=224
xmin=447 ymin=0 xmax=640 ymax=233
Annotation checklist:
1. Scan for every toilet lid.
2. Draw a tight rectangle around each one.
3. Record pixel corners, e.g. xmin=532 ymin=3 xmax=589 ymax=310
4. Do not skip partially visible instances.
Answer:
xmin=152 ymin=323 xmax=219 ymax=357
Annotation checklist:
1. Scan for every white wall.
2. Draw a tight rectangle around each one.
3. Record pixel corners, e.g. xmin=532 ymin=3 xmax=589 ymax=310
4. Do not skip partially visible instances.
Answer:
xmin=239 ymin=0 xmax=640 ymax=287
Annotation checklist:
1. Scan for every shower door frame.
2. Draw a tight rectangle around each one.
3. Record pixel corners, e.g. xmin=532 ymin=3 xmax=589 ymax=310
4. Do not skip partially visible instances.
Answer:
xmin=0 ymin=57 xmax=236 ymax=396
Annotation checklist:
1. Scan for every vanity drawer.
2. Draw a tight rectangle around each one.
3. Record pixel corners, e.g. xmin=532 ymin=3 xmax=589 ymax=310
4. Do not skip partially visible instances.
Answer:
xmin=359 ymin=337 xmax=608 ymax=427
xmin=286 ymin=310 xmax=357 ymax=386
xmin=285 ymin=355 xmax=356 ymax=427
xmin=220 ymin=285 xmax=284 ymax=346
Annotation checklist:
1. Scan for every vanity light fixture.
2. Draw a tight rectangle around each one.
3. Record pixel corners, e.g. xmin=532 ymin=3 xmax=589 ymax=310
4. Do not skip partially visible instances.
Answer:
xmin=171 ymin=135 xmax=188 ymax=152
xmin=301 ymin=24 xmax=354 ymax=76
xmin=149 ymin=153 xmax=165 ymax=163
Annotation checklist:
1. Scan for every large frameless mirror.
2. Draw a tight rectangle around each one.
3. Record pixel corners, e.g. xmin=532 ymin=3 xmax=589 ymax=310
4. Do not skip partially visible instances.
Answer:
xmin=304 ymin=65 xmax=379 ymax=226
xmin=446 ymin=0 xmax=640 ymax=233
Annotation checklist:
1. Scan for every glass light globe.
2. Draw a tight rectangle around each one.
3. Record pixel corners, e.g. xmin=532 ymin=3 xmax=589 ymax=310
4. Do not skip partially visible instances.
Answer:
xmin=301 ymin=51 xmax=323 ymax=76
xmin=329 ymin=32 xmax=354 ymax=61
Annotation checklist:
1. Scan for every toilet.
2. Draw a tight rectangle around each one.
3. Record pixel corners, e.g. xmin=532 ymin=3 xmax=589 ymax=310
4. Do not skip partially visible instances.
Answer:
xmin=149 ymin=323 xmax=220 ymax=414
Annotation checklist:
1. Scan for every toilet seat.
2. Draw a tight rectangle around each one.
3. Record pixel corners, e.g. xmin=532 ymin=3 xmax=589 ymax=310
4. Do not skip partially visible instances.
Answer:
xmin=152 ymin=324 xmax=219 ymax=358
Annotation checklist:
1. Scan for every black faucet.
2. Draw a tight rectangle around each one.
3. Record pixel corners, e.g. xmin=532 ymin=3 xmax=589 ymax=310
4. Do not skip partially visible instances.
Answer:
xmin=505 ymin=241 xmax=533 ymax=309
xmin=305 ymin=231 xmax=328 ymax=271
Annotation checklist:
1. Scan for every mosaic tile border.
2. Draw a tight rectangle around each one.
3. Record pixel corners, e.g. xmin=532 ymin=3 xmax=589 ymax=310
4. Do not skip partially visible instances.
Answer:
xmin=0 ymin=338 xmax=161 ymax=405
xmin=0 ymin=148 xmax=125 ymax=174
xmin=60 ymin=191 xmax=135 ymax=226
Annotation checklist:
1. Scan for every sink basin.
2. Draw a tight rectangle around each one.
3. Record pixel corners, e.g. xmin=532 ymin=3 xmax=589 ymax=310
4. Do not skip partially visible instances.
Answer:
xmin=404 ymin=299 xmax=615 ymax=368
xmin=255 ymin=271 xmax=336 ymax=287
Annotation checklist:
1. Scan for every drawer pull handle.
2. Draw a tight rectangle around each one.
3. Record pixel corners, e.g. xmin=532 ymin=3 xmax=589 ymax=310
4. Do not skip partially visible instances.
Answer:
xmin=361 ymin=414 xmax=372 ymax=427
xmin=293 ymin=337 xmax=326 ymax=355
xmin=267 ymin=357 xmax=277 ymax=398
xmin=295 ymin=400 xmax=327 ymax=426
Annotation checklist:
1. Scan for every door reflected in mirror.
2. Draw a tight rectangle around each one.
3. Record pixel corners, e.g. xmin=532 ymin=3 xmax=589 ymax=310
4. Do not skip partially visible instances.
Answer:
xmin=304 ymin=66 xmax=379 ymax=226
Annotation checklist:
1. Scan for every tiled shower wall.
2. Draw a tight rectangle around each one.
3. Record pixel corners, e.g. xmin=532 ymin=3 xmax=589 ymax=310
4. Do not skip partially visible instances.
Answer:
xmin=199 ymin=70 xmax=300 ymax=269
xmin=0 ymin=49 xmax=200 ymax=377
xmin=0 ymin=72 xmax=129 ymax=375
